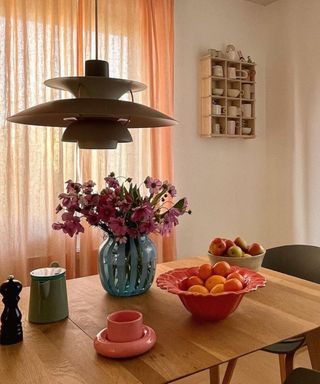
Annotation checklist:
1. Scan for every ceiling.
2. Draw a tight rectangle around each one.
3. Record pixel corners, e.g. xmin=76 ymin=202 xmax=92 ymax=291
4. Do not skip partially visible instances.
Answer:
xmin=245 ymin=0 xmax=279 ymax=5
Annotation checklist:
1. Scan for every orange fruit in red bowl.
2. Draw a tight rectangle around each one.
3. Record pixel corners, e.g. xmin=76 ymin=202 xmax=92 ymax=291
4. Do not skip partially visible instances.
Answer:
xmin=186 ymin=275 xmax=204 ymax=288
xmin=156 ymin=266 xmax=266 ymax=321
xmin=205 ymin=275 xmax=226 ymax=291
xmin=198 ymin=263 xmax=213 ymax=281
xmin=224 ymin=278 xmax=243 ymax=292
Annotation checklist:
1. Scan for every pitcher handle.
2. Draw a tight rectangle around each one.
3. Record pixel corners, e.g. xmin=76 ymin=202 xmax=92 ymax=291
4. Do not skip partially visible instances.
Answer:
xmin=236 ymin=70 xmax=248 ymax=79
xmin=50 ymin=261 xmax=60 ymax=268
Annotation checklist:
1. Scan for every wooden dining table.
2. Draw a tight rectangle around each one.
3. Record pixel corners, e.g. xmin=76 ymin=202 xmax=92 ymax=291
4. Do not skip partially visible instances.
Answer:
xmin=1 ymin=256 xmax=320 ymax=384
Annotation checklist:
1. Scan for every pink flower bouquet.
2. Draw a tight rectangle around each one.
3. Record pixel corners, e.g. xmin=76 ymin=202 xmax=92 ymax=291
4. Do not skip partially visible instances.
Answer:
xmin=53 ymin=173 xmax=190 ymax=243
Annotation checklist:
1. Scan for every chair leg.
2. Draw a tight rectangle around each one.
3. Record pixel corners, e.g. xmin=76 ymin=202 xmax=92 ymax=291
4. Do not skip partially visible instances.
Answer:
xmin=279 ymin=352 xmax=295 ymax=383
xmin=306 ymin=327 xmax=320 ymax=370
xmin=209 ymin=365 xmax=220 ymax=384
xmin=222 ymin=359 xmax=237 ymax=384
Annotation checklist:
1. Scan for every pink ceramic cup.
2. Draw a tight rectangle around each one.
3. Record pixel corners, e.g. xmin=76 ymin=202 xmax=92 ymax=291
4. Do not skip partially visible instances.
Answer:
xmin=106 ymin=310 xmax=144 ymax=342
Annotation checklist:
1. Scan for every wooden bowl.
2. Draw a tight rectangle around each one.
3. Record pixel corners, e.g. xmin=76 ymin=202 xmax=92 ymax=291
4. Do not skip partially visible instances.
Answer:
xmin=156 ymin=266 xmax=266 ymax=321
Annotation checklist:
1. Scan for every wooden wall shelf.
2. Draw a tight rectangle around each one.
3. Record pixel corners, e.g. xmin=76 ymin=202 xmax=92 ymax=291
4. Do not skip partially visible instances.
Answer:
xmin=200 ymin=52 xmax=256 ymax=138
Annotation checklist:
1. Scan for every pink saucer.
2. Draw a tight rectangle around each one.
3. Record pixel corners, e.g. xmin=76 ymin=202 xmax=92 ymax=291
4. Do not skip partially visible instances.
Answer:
xmin=94 ymin=325 xmax=156 ymax=358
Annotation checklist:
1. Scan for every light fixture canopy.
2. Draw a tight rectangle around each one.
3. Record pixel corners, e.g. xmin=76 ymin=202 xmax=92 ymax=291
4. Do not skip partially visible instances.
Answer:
xmin=7 ymin=2 xmax=176 ymax=149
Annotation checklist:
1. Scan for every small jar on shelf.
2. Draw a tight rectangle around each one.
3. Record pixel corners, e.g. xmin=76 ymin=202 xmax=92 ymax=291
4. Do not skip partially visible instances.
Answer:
xmin=212 ymin=58 xmax=226 ymax=78
xmin=241 ymin=63 xmax=256 ymax=82
xmin=241 ymin=103 xmax=252 ymax=119
xmin=241 ymin=83 xmax=253 ymax=100
xmin=227 ymin=62 xmax=241 ymax=80
xmin=227 ymin=99 xmax=240 ymax=118
xmin=227 ymin=120 xmax=236 ymax=135
xmin=211 ymin=117 xmax=225 ymax=135
xmin=212 ymin=100 xmax=226 ymax=116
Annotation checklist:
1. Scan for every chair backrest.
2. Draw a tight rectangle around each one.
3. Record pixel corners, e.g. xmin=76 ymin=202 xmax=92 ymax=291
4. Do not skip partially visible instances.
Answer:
xmin=284 ymin=367 xmax=320 ymax=384
xmin=262 ymin=244 xmax=320 ymax=284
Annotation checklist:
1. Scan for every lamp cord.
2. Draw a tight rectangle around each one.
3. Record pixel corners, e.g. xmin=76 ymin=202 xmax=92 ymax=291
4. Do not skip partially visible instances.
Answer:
xmin=124 ymin=90 xmax=134 ymax=126
xmin=129 ymin=90 xmax=134 ymax=103
xmin=95 ymin=0 xmax=98 ymax=60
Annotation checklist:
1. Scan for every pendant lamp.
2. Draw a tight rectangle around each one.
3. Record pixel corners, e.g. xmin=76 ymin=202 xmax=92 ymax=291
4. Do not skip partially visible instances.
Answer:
xmin=7 ymin=0 xmax=176 ymax=149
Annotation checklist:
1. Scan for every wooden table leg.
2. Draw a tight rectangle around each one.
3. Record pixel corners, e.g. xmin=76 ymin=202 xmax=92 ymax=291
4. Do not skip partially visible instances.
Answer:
xmin=306 ymin=327 xmax=320 ymax=370
xmin=209 ymin=365 xmax=220 ymax=384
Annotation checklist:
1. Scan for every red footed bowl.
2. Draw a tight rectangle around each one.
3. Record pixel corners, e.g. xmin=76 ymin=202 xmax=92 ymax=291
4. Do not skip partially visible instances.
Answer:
xmin=156 ymin=266 xmax=266 ymax=321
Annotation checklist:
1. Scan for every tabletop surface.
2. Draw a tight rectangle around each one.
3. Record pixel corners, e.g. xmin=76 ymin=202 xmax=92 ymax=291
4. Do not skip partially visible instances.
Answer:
xmin=1 ymin=256 xmax=320 ymax=384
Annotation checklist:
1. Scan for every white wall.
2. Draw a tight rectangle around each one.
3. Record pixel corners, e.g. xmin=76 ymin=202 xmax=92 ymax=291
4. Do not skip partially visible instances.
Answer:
xmin=174 ymin=0 xmax=268 ymax=258
xmin=265 ymin=0 xmax=320 ymax=246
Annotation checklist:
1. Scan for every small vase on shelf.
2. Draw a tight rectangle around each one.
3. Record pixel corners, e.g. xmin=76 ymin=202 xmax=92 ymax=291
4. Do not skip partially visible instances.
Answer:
xmin=98 ymin=235 xmax=157 ymax=297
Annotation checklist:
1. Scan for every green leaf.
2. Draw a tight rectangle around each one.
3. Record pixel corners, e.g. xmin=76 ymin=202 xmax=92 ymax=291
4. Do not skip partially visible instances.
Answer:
xmin=173 ymin=198 xmax=186 ymax=211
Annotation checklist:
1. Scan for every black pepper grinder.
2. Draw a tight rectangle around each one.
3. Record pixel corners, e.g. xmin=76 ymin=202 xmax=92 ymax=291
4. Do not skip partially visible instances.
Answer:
xmin=0 ymin=275 xmax=23 ymax=345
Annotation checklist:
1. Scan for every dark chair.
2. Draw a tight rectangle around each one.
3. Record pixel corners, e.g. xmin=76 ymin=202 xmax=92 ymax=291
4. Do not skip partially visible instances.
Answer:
xmin=221 ymin=244 xmax=320 ymax=384
xmin=262 ymin=244 xmax=320 ymax=284
xmin=261 ymin=245 xmax=320 ymax=382
xmin=284 ymin=367 xmax=320 ymax=384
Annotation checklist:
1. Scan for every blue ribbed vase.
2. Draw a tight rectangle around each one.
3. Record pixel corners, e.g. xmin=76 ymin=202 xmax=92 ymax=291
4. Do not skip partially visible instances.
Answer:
xmin=98 ymin=235 xmax=157 ymax=297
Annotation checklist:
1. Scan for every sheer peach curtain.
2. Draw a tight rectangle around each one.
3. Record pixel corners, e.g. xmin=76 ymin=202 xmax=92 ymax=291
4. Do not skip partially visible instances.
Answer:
xmin=0 ymin=0 xmax=78 ymax=285
xmin=140 ymin=0 xmax=175 ymax=262
xmin=0 ymin=0 xmax=174 ymax=285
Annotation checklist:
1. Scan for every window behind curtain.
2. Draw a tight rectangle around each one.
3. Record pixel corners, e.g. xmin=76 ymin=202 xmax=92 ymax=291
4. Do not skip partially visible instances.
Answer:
xmin=0 ymin=0 xmax=174 ymax=284
xmin=0 ymin=0 xmax=152 ymax=284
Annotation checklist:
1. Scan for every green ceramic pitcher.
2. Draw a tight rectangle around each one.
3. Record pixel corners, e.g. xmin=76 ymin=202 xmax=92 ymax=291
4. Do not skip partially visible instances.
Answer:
xmin=28 ymin=263 xmax=68 ymax=323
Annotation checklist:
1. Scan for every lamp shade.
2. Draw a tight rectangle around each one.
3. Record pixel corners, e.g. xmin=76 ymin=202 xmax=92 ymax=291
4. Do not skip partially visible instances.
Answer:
xmin=7 ymin=98 xmax=176 ymax=128
xmin=44 ymin=77 xmax=146 ymax=99
xmin=7 ymin=58 xmax=176 ymax=149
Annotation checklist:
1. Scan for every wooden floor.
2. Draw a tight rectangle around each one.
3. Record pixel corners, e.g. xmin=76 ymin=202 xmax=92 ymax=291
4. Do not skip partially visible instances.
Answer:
xmin=175 ymin=347 xmax=311 ymax=384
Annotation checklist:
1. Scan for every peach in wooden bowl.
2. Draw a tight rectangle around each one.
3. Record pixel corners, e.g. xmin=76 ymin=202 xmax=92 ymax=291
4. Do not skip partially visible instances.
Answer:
xmin=156 ymin=265 xmax=266 ymax=321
